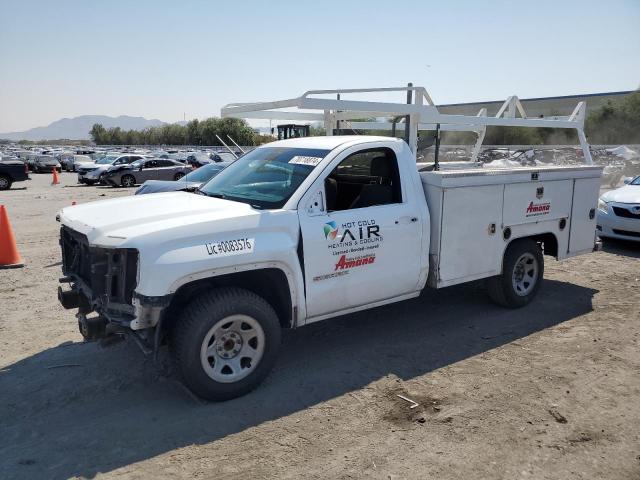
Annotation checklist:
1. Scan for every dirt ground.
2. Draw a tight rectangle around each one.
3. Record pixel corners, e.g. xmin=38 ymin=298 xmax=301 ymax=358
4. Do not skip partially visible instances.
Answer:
xmin=1 ymin=172 xmax=639 ymax=480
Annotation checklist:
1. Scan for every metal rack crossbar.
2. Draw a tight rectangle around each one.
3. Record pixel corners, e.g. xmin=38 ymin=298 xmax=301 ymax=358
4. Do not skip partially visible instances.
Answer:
xmin=221 ymin=86 xmax=592 ymax=164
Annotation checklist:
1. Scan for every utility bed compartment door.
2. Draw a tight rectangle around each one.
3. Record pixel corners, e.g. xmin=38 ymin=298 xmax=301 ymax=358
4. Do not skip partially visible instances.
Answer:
xmin=438 ymin=185 xmax=503 ymax=283
xmin=569 ymin=177 xmax=600 ymax=254
xmin=502 ymin=180 xmax=572 ymax=226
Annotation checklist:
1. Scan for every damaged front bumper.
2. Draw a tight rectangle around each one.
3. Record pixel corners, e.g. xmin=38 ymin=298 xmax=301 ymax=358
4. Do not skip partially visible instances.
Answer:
xmin=58 ymin=225 xmax=171 ymax=354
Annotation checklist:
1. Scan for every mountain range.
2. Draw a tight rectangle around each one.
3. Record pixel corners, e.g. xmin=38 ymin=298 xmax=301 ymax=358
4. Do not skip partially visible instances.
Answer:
xmin=0 ymin=115 xmax=172 ymax=141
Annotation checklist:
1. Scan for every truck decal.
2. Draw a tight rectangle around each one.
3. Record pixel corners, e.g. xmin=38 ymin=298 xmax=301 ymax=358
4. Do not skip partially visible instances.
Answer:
xmin=525 ymin=201 xmax=551 ymax=217
xmin=334 ymin=253 xmax=376 ymax=271
xmin=205 ymin=238 xmax=254 ymax=257
xmin=324 ymin=220 xmax=383 ymax=251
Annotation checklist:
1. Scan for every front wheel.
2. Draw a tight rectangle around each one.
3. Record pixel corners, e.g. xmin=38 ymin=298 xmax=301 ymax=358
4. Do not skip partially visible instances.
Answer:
xmin=0 ymin=174 xmax=11 ymax=190
xmin=486 ymin=238 xmax=544 ymax=308
xmin=121 ymin=174 xmax=136 ymax=187
xmin=172 ymin=287 xmax=281 ymax=401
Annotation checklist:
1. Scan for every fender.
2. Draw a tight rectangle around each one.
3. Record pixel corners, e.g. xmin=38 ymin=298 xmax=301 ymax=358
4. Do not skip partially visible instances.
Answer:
xmin=166 ymin=260 xmax=306 ymax=326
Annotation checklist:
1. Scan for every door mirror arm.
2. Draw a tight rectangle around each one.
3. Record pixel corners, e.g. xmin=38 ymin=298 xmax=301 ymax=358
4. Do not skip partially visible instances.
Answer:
xmin=306 ymin=189 xmax=326 ymax=217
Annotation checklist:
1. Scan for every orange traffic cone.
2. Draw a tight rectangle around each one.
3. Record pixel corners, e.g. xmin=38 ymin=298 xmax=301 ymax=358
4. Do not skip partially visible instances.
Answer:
xmin=0 ymin=205 xmax=24 ymax=269
xmin=52 ymin=168 xmax=60 ymax=185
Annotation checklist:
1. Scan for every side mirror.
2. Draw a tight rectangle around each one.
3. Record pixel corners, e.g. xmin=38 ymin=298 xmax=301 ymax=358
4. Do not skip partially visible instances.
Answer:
xmin=139 ymin=165 xmax=144 ymax=172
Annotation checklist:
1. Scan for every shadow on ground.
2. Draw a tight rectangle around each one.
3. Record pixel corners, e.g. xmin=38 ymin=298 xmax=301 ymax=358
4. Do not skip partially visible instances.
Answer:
xmin=0 ymin=279 xmax=596 ymax=479
xmin=600 ymin=237 xmax=640 ymax=258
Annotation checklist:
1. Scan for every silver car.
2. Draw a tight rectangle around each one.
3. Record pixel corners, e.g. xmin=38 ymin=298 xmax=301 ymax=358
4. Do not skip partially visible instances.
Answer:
xmin=104 ymin=158 xmax=191 ymax=187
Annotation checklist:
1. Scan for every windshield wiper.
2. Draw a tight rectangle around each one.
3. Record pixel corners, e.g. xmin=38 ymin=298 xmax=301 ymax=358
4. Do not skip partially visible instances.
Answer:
xmin=206 ymin=192 xmax=226 ymax=199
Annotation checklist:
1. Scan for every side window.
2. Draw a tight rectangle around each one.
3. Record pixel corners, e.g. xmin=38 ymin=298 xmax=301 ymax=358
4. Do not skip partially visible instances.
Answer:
xmin=157 ymin=160 xmax=173 ymax=167
xmin=325 ymin=148 xmax=402 ymax=212
xmin=145 ymin=160 xmax=158 ymax=168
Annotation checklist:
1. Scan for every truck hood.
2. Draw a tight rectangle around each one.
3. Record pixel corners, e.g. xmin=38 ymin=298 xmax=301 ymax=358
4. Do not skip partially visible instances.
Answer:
xmin=601 ymin=184 xmax=640 ymax=204
xmin=59 ymin=192 xmax=260 ymax=247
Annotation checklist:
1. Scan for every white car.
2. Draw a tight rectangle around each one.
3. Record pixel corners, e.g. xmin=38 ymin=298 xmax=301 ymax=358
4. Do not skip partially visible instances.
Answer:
xmin=597 ymin=176 xmax=640 ymax=241
xmin=77 ymin=154 xmax=144 ymax=185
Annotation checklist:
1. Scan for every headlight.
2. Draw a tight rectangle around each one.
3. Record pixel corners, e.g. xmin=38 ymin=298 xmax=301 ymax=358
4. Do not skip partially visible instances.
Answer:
xmin=597 ymin=198 xmax=609 ymax=214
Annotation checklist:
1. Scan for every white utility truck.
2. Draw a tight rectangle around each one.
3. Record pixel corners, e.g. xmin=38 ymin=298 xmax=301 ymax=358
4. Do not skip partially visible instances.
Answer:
xmin=57 ymin=87 xmax=602 ymax=400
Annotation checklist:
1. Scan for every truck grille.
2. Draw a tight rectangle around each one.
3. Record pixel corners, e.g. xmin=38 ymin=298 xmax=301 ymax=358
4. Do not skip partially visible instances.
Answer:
xmin=60 ymin=226 xmax=138 ymax=305
xmin=612 ymin=206 xmax=640 ymax=219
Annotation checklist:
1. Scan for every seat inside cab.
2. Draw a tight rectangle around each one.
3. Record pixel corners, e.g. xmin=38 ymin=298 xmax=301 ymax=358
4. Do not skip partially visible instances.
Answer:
xmin=325 ymin=147 xmax=402 ymax=211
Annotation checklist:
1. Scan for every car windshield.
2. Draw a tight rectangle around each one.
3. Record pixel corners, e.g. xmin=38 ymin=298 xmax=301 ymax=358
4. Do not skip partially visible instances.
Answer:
xmin=199 ymin=147 xmax=330 ymax=209
xmin=183 ymin=164 xmax=226 ymax=182
xmin=217 ymin=152 xmax=237 ymax=162
xmin=631 ymin=176 xmax=640 ymax=185
xmin=96 ymin=155 xmax=120 ymax=164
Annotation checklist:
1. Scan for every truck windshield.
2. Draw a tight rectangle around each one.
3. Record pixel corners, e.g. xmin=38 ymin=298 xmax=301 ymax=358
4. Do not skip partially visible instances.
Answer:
xmin=199 ymin=147 xmax=329 ymax=209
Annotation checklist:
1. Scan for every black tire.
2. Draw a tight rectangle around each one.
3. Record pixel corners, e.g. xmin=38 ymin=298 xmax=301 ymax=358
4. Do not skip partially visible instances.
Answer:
xmin=172 ymin=287 xmax=281 ymax=401
xmin=84 ymin=180 xmax=96 ymax=186
xmin=0 ymin=174 xmax=11 ymax=190
xmin=174 ymin=172 xmax=185 ymax=181
xmin=486 ymin=238 xmax=544 ymax=308
xmin=121 ymin=174 xmax=136 ymax=187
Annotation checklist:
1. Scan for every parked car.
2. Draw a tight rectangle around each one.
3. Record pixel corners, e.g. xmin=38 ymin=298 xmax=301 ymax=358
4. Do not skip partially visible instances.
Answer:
xmin=597 ymin=176 xmax=640 ymax=242
xmin=0 ymin=160 xmax=29 ymax=190
xmin=135 ymin=161 xmax=233 ymax=195
xmin=31 ymin=155 xmax=61 ymax=173
xmin=61 ymin=154 xmax=94 ymax=172
xmin=77 ymin=154 xmax=143 ymax=185
xmin=104 ymin=158 xmax=191 ymax=187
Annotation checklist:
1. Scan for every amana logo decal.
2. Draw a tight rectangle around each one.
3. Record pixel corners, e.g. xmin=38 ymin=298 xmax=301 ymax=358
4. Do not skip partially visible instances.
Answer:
xmin=525 ymin=201 xmax=551 ymax=217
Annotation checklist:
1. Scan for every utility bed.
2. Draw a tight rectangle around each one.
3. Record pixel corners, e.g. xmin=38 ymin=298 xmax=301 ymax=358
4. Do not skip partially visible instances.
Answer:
xmin=421 ymin=165 xmax=603 ymax=288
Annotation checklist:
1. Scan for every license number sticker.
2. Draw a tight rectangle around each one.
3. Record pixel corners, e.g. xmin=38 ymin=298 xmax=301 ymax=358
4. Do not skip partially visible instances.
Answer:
xmin=205 ymin=238 xmax=254 ymax=257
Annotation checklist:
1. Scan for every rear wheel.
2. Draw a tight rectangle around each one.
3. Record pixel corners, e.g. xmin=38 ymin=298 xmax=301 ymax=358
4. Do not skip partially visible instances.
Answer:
xmin=121 ymin=175 xmax=136 ymax=187
xmin=0 ymin=174 xmax=11 ymax=190
xmin=174 ymin=172 xmax=185 ymax=181
xmin=487 ymin=238 xmax=544 ymax=308
xmin=172 ymin=287 xmax=281 ymax=401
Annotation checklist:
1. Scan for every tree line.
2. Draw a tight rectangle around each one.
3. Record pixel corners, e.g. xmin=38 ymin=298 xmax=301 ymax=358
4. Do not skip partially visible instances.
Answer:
xmin=89 ymin=117 xmax=262 ymax=146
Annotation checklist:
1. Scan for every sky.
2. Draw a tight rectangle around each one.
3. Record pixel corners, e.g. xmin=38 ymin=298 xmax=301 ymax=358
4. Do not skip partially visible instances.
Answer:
xmin=1 ymin=0 xmax=639 ymax=133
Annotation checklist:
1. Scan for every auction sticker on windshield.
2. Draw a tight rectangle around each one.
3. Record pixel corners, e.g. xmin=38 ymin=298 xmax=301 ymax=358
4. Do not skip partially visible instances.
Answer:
xmin=205 ymin=238 xmax=254 ymax=257
xmin=289 ymin=156 xmax=323 ymax=166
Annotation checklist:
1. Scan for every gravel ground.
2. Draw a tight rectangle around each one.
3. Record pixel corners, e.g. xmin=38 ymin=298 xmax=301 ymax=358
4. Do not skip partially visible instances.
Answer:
xmin=0 ymin=172 xmax=639 ymax=480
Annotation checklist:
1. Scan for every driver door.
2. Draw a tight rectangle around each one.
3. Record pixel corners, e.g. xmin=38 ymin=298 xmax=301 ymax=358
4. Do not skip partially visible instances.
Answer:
xmin=298 ymin=146 xmax=423 ymax=319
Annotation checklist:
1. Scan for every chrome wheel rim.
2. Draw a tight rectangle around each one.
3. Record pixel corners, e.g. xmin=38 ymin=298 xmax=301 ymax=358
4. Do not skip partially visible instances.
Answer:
xmin=0 ymin=177 xmax=8 ymax=189
xmin=200 ymin=314 xmax=265 ymax=383
xmin=122 ymin=176 xmax=134 ymax=187
xmin=512 ymin=252 xmax=538 ymax=296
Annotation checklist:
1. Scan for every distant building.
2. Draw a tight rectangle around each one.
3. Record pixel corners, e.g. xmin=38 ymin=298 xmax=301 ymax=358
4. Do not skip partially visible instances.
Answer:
xmin=438 ymin=91 xmax=635 ymax=117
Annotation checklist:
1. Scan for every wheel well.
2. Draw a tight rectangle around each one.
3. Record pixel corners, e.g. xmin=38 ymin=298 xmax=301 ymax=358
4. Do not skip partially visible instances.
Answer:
xmin=510 ymin=232 xmax=558 ymax=258
xmin=165 ymin=268 xmax=293 ymax=330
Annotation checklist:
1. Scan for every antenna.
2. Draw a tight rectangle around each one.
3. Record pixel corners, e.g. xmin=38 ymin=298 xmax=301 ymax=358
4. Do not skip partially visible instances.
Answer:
xmin=215 ymin=135 xmax=238 ymax=158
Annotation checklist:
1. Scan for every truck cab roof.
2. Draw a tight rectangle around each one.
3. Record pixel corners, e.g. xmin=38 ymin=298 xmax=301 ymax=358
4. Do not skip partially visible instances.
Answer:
xmin=262 ymin=135 xmax=402 ymax=151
